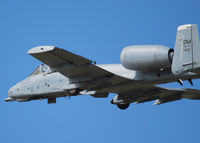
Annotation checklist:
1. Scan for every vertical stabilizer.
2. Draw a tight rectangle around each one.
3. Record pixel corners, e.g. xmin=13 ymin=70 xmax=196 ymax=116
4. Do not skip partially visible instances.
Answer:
xmin=172 ymin=24 xmax=200 ymax=75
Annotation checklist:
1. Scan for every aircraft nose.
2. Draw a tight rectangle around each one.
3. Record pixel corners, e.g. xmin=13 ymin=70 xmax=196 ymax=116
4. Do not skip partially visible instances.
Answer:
xmin=6 ymin=86 xmax=16 ymax=102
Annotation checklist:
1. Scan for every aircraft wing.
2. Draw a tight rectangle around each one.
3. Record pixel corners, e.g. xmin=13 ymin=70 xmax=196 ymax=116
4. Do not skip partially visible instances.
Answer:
xmin=28 ymin=46 xmax=130 ymax=90
xmin=113 ymin=85 xmax=200 ymax=105
xmin=28 ymin=46 xmax=92 ymax=68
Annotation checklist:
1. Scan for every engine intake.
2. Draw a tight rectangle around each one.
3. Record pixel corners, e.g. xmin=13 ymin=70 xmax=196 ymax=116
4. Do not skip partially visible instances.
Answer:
xmin=121 ymin=45 xmax=174 ymax=71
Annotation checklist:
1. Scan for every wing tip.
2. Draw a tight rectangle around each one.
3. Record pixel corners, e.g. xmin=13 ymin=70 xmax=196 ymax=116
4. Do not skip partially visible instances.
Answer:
xmin=28 ymin=46 xmax=56 ymax=55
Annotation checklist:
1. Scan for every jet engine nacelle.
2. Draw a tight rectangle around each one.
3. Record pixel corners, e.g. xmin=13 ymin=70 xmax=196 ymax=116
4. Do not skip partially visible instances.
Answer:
xmin=121 ymin=45 xmax=174 ymax=71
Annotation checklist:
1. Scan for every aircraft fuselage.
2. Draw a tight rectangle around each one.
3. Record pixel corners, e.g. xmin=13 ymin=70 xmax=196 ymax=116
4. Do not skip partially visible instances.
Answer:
xmin=7 ymin=64 xmax=199 ymax=102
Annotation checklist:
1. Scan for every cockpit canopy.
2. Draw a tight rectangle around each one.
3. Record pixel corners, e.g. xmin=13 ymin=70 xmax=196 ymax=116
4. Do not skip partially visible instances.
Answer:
xmin=30 ymin=64 xmax=50 ymax=76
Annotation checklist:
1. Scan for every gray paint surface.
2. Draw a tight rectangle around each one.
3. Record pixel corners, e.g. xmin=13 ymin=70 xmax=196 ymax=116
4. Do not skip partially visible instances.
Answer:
xmin=6 ymin=24 xmax=200 ymax=110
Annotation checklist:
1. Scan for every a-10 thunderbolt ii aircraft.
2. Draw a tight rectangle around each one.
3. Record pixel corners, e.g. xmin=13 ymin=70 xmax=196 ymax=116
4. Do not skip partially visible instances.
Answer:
xmin=6 ymin=24 xmax=200 ymax=110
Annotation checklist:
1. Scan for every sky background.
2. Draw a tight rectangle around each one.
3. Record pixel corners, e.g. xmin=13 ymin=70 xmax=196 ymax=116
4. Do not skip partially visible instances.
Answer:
xmin=1 ymin=0 xmax=200 ymax=143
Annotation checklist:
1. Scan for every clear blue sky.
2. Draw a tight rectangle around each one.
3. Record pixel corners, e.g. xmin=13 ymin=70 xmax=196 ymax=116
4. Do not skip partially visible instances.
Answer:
xmin=1 ymin=0 xmax=200 ymax=143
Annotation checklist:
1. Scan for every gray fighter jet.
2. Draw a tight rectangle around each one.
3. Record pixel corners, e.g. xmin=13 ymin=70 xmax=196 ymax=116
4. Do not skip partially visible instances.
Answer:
xmin=6 ymin=24 xmax=200 ymax=110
